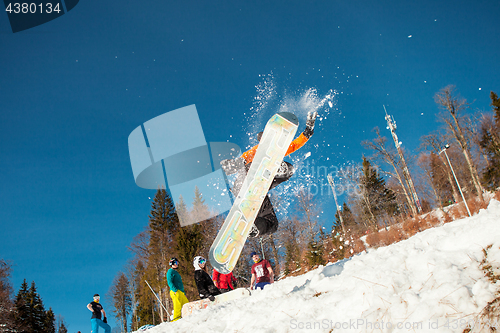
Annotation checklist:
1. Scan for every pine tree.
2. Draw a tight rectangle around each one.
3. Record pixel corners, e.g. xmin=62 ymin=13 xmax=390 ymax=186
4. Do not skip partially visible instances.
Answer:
xmin=306 ymin=228 xmax=325 ymax=267
xmin=28 ymin=281 xmax=47 ymax=332
xmin=132 ymin=261 xmax=158 ymax=328
xmin=359 ymin=157 xmax=398 ymax=230
xmin=175 ymin=223 xmax=203 ymax=300
xmin=147 ymin=188 xmax=180 ymax=322
xmin=14 ymin=280 xmax=30 ymax=332
xmin=57 ymin=321 xmax=68 ymax=333
xmin=14 ymin=280 xmax=48 ymax=332
xmin=480 ymin=91 xmax=500 ymax=190
xmin=331 ymin=211 xmax=347 ymax=261
xmin=44 ymin=308 xmax=56 ymax=333
xmin=55 ymin=316 xmax=68 ymax=333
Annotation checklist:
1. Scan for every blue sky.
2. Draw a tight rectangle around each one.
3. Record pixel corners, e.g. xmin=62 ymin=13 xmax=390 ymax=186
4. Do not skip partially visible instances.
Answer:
xmin=1 ymin=0 xmax=499 ymax=331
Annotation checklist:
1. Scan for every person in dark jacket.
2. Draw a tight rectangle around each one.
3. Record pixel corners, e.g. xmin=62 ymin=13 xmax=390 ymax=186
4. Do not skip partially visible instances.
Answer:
xmin=193 ymin=256 xmax=221 ymax=301
xmin=86 ymin=294 xmax=111 ymax=333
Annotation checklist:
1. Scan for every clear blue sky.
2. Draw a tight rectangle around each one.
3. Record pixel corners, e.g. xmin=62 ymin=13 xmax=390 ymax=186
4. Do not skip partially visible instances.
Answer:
xmin=1 ymin=0 xmax=499 ymax=331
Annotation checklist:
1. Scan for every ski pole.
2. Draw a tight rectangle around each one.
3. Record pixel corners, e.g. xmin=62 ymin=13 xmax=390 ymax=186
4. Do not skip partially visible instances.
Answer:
xmin=144 ymin=280 xmax=169 ymax=314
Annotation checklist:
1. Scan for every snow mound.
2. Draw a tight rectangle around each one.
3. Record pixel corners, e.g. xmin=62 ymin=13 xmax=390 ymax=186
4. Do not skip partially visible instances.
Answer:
xmin=141 ymin=200 xmax=500 ymax=333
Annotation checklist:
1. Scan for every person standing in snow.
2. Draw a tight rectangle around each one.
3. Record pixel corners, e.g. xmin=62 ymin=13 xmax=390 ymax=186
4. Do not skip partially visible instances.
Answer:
xmin=213 ymin=269 xmax=237 ymax=293
xmin=193 ymin=256 xmax=221 ymax=300
xmin=221 ymin=111 xmax=318 ymax=238
xmin=166 ymin=257 xmax=189 ymax=321
xmin=250 ymin=251 xmax=274 ymax=290
xmin=86 ymin=294 xmax=111 ymax=333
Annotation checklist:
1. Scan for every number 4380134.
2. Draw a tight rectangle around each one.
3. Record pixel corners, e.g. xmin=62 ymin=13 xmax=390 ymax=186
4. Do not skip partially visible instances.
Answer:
xmin=5 ymin=3 xmax=61 ymax=14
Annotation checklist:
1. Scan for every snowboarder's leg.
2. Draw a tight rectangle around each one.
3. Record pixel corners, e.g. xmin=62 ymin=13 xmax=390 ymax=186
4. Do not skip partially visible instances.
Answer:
xmin=269 ymin=161 xmax=294 ymax=190
xmin=250 ymin=196 xmax=279 ymax=237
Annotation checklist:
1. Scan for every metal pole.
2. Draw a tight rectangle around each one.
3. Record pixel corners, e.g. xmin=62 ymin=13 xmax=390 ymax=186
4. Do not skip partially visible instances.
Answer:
xmin=327 ymin=174 xmax=346 ymax=234
xmin=259 ymin=237 xmax=265 ymax=260
xmin=440 ymin=147 xmax=471 ymax=217
xmin=145 ymin=280 xmax=170 ymax=316
xmin=384 ymin=105 xmax=422 ymax=213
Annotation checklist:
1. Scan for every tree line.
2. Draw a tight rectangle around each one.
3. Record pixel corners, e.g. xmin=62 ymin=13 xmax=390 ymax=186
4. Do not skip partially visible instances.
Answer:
xmin=106 ymin=85 xmax=500 ymax=332
xmin=0 ymin=259 xmax=68 ymax=333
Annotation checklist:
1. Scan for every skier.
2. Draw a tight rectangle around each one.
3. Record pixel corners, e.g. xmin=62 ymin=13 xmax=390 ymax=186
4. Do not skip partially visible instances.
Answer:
xmin=193 ymin=256 xmax=221 ymax=300
xmin=249 ymin=251 xmax=274 ymax=290
xmin=166 ymin=257 xmax=189 ymax=321
xmin=86 ymin=294 xmax=111 ymax=333
xmin=212 ymin=269 xmax=237 ymax=293
xmin=221 ymin=111 xmax=317 ymax=237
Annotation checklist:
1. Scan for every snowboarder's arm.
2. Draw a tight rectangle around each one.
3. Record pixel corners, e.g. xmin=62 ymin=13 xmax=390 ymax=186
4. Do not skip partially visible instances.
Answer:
xmin=101 ymin=309 xmax=106 ymax=318
xmin=241 ymin=145 xmax=258 ymax=164
xmin=241 ymin=134 xmax=308 ymax=164
xmin=284 ymin=133 xmax=309 ymax=156
xmin=87 ymin=303 xmax=93 ymax=312
xmin=250 ymin=273 xmax=256 ymax=290
xmin=284 ymin=111 xmax=317 ymax=155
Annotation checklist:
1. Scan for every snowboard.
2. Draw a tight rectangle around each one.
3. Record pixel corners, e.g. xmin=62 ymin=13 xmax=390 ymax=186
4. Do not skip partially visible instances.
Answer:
xmin=181 ymin=288 xmax=251 ymax=317
xmin=209 ymin=112 xmax=299 ymax=274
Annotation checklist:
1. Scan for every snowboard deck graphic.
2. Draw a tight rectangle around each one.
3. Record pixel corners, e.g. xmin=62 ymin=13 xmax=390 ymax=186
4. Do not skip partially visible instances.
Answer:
xmin=181 ymin=288 xmax=251 ymax=317
xmin=209 ymin=112 xmax=299 ymax=274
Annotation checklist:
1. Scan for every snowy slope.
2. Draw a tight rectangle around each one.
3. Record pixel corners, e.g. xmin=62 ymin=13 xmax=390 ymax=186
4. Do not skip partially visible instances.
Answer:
xmin=141 ymin=200 xmax=500 ymax=333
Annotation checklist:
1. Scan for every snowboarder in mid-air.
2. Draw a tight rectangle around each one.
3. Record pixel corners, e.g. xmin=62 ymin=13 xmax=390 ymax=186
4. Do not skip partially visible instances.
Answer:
xmin=221 ymin=111 xmax=317 ymax=237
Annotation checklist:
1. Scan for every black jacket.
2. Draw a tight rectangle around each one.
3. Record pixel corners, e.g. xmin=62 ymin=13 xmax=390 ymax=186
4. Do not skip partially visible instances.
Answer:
xmin=194 ymin=269 xmax=221 ymax=299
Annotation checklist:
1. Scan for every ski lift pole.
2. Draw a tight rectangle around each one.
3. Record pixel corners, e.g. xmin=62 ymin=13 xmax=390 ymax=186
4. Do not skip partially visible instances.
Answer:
xmin=145 ymin=280 xmax=169 ymax=316
xmin=259 ymin=237 xmax=265 ymax=260
xmin=327 ymin=174 xmax=346 ymax=234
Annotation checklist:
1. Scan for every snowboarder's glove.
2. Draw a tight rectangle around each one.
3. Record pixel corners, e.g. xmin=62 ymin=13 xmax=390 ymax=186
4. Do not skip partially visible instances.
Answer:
xmin=303 ymin=111 xmax=318 ymax=138
xmin=103 ymin=317 xmax=107 ymax=324
xmin=208 ymin=295 xmax=215 ymax=302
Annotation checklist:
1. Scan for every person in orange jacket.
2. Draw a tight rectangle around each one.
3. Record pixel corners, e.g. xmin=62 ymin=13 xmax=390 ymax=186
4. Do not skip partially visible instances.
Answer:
xmin=213 ymin=269 xmax=237 ymax=293
xmin=221 ymin=111 xmax=317 ymax=237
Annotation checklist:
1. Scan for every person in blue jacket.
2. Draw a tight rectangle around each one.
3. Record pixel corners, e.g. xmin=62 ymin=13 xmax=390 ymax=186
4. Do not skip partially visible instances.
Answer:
xmin=166 ymin=257 xmax=189 ymax=321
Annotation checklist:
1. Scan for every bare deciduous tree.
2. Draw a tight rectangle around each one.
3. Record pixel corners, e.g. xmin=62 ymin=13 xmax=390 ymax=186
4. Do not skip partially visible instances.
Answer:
xmin=435 ymin=85 xmax=484 ymax=199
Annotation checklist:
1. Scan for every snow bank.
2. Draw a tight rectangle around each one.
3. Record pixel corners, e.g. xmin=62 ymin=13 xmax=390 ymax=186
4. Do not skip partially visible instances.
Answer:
xmin=142 ymin=200 xmax=500 ymax=333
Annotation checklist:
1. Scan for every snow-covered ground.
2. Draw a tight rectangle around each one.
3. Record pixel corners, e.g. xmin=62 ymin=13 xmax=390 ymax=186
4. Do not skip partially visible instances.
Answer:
xmin=141 ymin=200 xmax=500 ymax=333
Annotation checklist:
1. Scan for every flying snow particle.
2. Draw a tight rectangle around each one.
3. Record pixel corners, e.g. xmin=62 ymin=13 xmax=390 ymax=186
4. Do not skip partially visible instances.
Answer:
xmin=304 ymin=152 xmax=311 ymax=159
xmin=479 ymin=88 xmax=482 ymax=90
xmin=421 ymin=113 xmax=424 ymax=116
xmin=408 ymin=35 xmax=412 ymax=38
xmin=328 ymin=101 xmax=333 ymax=108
